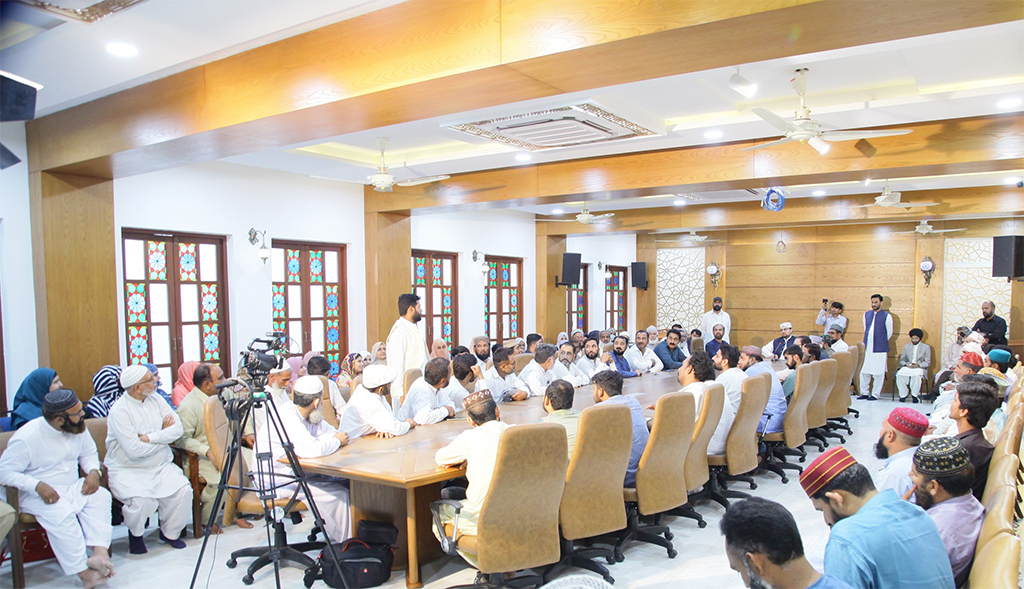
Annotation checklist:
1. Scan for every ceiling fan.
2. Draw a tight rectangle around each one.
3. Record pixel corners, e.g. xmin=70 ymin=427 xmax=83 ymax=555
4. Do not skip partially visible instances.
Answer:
xmin=654 ymin=230 xmax=719 ymax=245
xmin=354 ymin=137 xmax=450 ymax=192
xmin=851 ymin=181 xmax=939 ymax=209
xmin=893 ymin=221 xmax=965 ymax=235
xmin=538 ymin=204 xmax=615 ymax=225
xmin=741 ymin=69 xmax=914 ymax=155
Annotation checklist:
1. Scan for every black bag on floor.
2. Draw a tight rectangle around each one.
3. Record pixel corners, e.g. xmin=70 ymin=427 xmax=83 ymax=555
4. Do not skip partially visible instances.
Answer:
xmin=309 ymin=521 xmax=398 ymax=589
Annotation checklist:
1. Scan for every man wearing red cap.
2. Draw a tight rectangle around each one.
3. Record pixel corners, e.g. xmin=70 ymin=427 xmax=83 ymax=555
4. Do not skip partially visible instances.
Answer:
xmin=800 ymin=447 xmax=954 ymax=589
xmin=873 ymin=408 xmax=927 ymax=497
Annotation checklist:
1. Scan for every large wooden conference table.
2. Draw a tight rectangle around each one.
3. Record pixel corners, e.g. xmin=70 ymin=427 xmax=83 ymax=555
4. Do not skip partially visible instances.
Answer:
xmin=300 ymin=371 xmax=686 ymax=588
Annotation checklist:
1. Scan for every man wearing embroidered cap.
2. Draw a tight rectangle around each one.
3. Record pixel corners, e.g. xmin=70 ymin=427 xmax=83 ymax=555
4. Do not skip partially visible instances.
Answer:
xmin=104 ymin=364 xmax=191 ymax=554
xmin=909 ymin=437 xmax=983 ymax=587
xmin=800 ymin=446 xmax=954 ymax=589
xmin=0 ymin=389 xmax=115 ymax=587
xmin=873 ymin=407 xmax=927 ymax=496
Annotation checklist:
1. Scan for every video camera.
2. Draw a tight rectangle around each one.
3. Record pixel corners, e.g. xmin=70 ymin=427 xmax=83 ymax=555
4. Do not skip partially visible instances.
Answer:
xmin=217 ymin=332 xmax=289 ymax=422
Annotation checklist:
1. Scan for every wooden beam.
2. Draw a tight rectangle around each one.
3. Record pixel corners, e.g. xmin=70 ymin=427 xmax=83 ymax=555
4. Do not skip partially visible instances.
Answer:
xmin=25 ymin=0 xmax=1022 ymax=177
xmin=364 ymin=208 xmax=412 ymax=345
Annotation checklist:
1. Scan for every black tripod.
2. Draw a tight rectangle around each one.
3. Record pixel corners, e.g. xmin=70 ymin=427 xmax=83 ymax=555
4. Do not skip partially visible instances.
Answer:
xmin=188 ymin=379 xmax=348 ymax=589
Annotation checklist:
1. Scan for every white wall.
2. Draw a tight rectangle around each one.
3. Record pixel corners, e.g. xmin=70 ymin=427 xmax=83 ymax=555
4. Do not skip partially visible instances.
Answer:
xmin=566 ymin=234 xmax=639 ymax=335
xmin=113 ymin=162 xmax=368 ymax=364
xmin=411 ymin=210 xmax=536 ymax=344
xmin=0 ymin=121 xmax=40 ymax=403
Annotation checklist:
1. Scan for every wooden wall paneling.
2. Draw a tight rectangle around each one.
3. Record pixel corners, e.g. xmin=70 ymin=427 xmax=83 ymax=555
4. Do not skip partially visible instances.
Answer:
xmin=814 ymin=238 xmax=917 ymax=265
xmin=28 ymin=171 xmax=49 ymax=367
xmin=725 ymin=265 xmax=816 ymax=288
xmin=704 ymin=243 xmax=726 ymax=319
xmin=536 ymin=234 xmax=567 ymax=340
xmin=726 ymin=242 xmax=817 ymax=267
xmin=725 ymin=287 xmax=820 ymax=311
xmin=813 ymin=263 xmax=918 ymax=287
xmin=364 ymin=208 xmax=412 ymax=345
xmin=1010 ymin=279 xmax=1023 ymax=350
xmin=913 ymin=237 xmax=945 ymax=347
xmin=635 ymin=233 xmax=658 ymax=332
xmin=37 ymin=172 xmax=119 ymax=395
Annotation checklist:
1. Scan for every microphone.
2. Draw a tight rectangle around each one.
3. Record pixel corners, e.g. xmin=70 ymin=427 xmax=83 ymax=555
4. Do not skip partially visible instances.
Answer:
xmin=215 ymin=379 xmax=241 ymax=390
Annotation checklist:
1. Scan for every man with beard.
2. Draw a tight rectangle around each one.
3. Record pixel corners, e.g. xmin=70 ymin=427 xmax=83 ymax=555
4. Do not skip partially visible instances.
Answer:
xmin=252 ymin=357 xmax=293 ymax=435
xmin=256 ymin=375 xmax=351 ymax=541
xmin=626 ymin=329 xmax=663 ymax=374
xmin=908 ymin=438 xmax=984 ymax=588
xmin=471 ymin=335 xmax=491 ymax=369
xmin=575 ymin=337 xmax=613 ymax=381
xmin=895 ymin=328 xmax=931 ymax=403
xmin=386 ymin=293 xmax=429 ymax=411
xmin=858 ymin=294 xmax=893 ymax=401
xmin=519 ymin=343 xmax=560 ymax=396
xmin=705 ymin=324 xmax=726 ymax=358
xmin=781 ymin=345 xmax=805 ymax=402
xmin=608 ymin=335 xmax=640 ymax=378
xmin=0 ymin=390 xmax=115 ymax=588
xmin=800 ymin=447 xmax=954 ymax=589
xmin=949 ymin=379 xmax=1000 ymax=500
xmin=872 ymin=408 xmax=927 ymax=497
xmin=761 ymin=322 xmax=796 ymax=361
xmin=551 ymin=341 xmax=588 ymax=387
xmin=930 ymin=326 xmax=971 ymax=397
xmin=714 ymin=344 xmax=746 ymax=411
xmin=720 ymin=497 xmax=853 ymax=589
xmin=970 ymin=300 xmax=1007 ymax=345
xmin=701 ymin=296 xmax=732 ymax=344
xmin=653 ymin=329 xmax=686 ymax=370
xmin=398 ymin=358 xmax=456 ymax=425
xmin=740 ymin=346 xmax=787 ymax=434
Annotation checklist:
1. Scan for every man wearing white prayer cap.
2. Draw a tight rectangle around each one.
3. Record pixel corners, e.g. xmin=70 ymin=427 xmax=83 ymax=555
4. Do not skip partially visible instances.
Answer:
xmin=762 ymin=322 xmax=796 ymax=360
xmin=105 ymin=365 xmax=190 ymax=554
xmin=646 ymin=325 xmax=661 ymax=347
xmin=253 ymin=356 xmax=293 ymax=434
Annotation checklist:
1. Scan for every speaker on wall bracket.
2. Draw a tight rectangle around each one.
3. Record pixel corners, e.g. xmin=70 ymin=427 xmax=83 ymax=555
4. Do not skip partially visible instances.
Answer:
xmin=555 ymin=252 xmax=582 ymax=287
xmin=992 ymin=236 xmax=1024 ymax=281
xmin=631 ymin=261 xmax=648 ymax=290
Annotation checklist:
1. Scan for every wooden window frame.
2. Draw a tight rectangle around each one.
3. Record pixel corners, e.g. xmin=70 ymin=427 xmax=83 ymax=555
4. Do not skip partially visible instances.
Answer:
xmin=411 ymin=250 xmax=459 ymax=349
xmin=484 ymin=255 xmax=523 ymax=346
xmin=604 ymin=265 xmax=629 ymax=332
xmin=566 ymin=262 xmax=589 ymax=334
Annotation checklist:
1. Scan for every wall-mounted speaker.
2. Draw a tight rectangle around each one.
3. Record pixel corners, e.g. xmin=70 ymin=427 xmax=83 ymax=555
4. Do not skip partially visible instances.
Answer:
xmin=631 ymin=262 xmax=648 ymax=290
xmin=992 ymin=236 xmax=1024 ymax=278
xmin=558 ymin=253 xmax=582 ymax=286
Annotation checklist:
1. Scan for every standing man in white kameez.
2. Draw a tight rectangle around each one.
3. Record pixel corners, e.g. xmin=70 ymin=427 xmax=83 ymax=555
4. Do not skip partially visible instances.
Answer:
xmin=105 ymin=365 xmax=191 ymax=554
xmin=0 ymin=390 xmax=114 ymax=588
xmin=700 ymin=296 xmax=732 ymax=344
xmin=858 ymin=293 xmax=894 ymax=402
xmin=386 ymin=293 xmax=429 ymax=413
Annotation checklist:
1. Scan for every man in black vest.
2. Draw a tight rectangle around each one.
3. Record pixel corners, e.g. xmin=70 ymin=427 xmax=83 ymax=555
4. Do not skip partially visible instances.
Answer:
xmin=857 ymin=293 xmax=893 ymax=401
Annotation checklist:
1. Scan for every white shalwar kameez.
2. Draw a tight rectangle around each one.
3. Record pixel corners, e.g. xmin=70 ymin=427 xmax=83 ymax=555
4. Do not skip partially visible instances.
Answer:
xmin=386 ymin=317 xmax=428 ymax=412
xmin=104 ymin=393 xmax=191 ymax=538
xmin=859 ymin=312 xmax=893 ymax=398
xmin=0 ymin=418 xmax=112 ymax=575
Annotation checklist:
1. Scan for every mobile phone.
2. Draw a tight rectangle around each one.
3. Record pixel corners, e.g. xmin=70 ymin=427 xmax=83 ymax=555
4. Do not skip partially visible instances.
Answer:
xmin=822 ymin=298 xmax=828 ymax=303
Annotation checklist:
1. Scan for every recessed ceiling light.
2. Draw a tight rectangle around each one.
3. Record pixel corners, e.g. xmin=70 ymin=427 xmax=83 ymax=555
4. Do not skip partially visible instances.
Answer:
xmin=106 ymin=42 xmax=138 ymax=57
xmin=552 ymin=208 xmax=564 ymax=214
xmin=515 ymin=153 xmax=532 ymax=162
xmin=1004 ymin=176 xmax=1022 ymax=185
xmin=703 ymin=130 xmax=724 ymax=140
xmin=996 ymin=97 xmax=1022 ymax=109
xmin=812 ymin=190 xmax=827 ymax=197
xmin=673 ymin=199 xmax=686 ymax=206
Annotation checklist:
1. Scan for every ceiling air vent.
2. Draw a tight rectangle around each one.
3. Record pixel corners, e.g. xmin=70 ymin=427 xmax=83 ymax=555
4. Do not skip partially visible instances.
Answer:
xmin=448 ymin=103 xmax=657 ymax=151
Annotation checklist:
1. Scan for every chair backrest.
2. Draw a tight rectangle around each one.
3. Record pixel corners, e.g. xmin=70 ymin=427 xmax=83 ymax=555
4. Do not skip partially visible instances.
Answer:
xmin=403 ymin=369 xmax=421 ymax=400
xmin=978 ymin=486 xmax=1015 ymax=549
xmin=784 ymin=363 xmax=816 ymax=448
xmin=724 ymin=375 xmax=769 ymax=475
xmin=825 ymin=352 xmax=855 ymax=418
xmin=85 ymin=418 xmax=108 ymax=462
xmin=476 ymin=423 xmax=567 ymax=574
xmin=204 ymin=395 xmax=246 ymax=504
xmin=982 ymin=453 xmax=1019 ymax=506
xmin=601 ymin=343 xmax=614 ymax=353
xmin=993 ymin=414 xmax=1022 ymax=460
xmin=853 ymin=343 xmax=866 ymax=392
xmin=314 ymin=375 xmax=339 ymax=430
xmin=969 ymin=532 xmax=1019 ymax=589
xmin=690 ymin=337 xmax=704 ymax=354
xmin=337 ymin=384 xmax=352 ymax=404
xmin=807 ymin=359 xmax=837 ymax=428
xmin=514 ymin=353 xmax=534 ymax=375
xmin=685 ymin=383 xmax=724 ymax=492
xmin=636 ymin=392 xmax=696 ymax=515
xmin=559 ymin=404 xmax=632 ymax=541
xmin=485 ymin=359 xmax=493 ymax=370
xmin=0 ymin=430 xmax=12 ymax=456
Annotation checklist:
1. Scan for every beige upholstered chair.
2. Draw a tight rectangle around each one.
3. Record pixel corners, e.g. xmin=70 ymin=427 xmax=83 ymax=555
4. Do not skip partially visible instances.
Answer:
xmin=806 ymin=358 xmax=841 ymax=446
xmin=825 ymin=351 xmax=855 ymax=435
xmin=401 ymin=368 xmax=422 ymax=408
xmin=978 ymin=486 xmax=1015 ymax=549
xmin=761 ymin=363 xmax=816 ymax=483
xmin=544 ymin=403 xmax=632 ymax=584
xmin=313 ymin=375 xmax=340 ymax=429
xmin=613 ymin=392 xmax=696 ymax=561
xmin=684 ymin=384 xmax=726 ymax=512
xmin=982 ymin=454 xmax=1019 ymax=506
xmin=969 ymin=531 xmax=1019 ymax=589
xmin=514 ymin=353 xmax=534 ymax=375
xmin=853 ymin=342 xmax=866 ymax=394
xmin=690 ymin=337 xmax=705 ymax=355
xmin=701 ymin=374 xmax=770 ymax=507
xmin=434 ymin=423 xmax=568 ymax=588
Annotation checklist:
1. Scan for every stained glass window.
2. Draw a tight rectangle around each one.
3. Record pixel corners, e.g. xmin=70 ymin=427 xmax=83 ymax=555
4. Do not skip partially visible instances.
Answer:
xmin=566 ymin=263 xmax=589 ymax=333
xmin=605 ymin=265 xmax=628 ymax=332
xmin=484 ymin=255 xmax=522 ymax=345
xmin=272 ymin=242 xmax=347 ymax=376
xmin=411 ymin=250 xmax=458 ymax=348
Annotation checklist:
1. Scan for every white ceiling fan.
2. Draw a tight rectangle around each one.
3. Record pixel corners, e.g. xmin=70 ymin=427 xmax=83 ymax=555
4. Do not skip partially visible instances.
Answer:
xmin=741 ymin=69 xmax=914 ymax=155
xmin=851 ymin=181 xmax=939 ymax=209
xmin=893 ymin=221 xmax=965 ymax=235
xmin=352 ymin=137 xmax=450 ymax=192
xmin=654 ymin=230 xmax=719 ymax=245
xmin=538 ymin=204 xmax=615 ymax=225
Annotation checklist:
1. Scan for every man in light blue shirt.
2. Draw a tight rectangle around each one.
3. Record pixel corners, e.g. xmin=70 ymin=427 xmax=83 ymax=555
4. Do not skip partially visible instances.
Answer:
xmin=739 ymin=346 xmax=787 ymax=434
xmin=591 ymin=370 xmax=648 ymax=487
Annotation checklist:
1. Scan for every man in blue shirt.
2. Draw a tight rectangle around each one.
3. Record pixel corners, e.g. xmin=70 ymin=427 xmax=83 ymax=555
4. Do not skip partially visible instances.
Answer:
xmin=800 ymin=447 xmax=955 ymax=589
xmin=739 ymin=346 xmax=787 ymax=434
xmin=609 ymin=336 xmax=639 ymax=378
xmin=720 ymin=497 xmax=853 ymax=589
xmin=653 ymin=328 xmax=686 ymax=370
xmin=591 ymin=370 xmax=648 ymax=487
xmin=705 ymin=324 xmax=726 ymax=359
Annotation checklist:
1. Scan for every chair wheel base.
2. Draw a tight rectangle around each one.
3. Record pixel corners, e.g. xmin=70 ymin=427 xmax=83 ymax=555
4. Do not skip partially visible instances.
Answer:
xmin=226 ymin=559 xmax=237 ymax=569
xmin=664 ymin=532 xmax=674 ymax=540
xmin=604 ymin=576 xmax=615 ymax=584
xmin=697 ymin=520 xmax=707 ymax=529
xmin=781 ymin=477 xmax=789 ymax=484
xmin=667 ymin=549 xmax=678 ymax=558
xmin=242 ymin=575 xmax=254 ymax=585
xmin=749 ymin=483 xmax=758 ymax=490
xmin=614 ymin=551 xmax=624 ymax=563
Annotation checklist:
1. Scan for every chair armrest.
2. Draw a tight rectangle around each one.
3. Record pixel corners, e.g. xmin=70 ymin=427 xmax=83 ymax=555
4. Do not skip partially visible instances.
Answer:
xmin=4 ymin=485 xmax=20 ymax=513
xmin=756 ymin=413 xmax=774 ymax=444
xmin=429 ymin=499 xmax=464 ymax=555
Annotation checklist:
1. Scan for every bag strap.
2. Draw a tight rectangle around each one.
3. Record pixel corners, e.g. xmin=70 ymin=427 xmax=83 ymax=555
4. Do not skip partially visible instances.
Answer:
xmin=342 ymin=539 xmax=371 ymax=552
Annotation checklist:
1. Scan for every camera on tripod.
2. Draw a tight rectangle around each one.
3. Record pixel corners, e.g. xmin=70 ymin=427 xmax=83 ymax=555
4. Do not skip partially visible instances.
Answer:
xmin=219 ymin=332 xmax=289 ymax=421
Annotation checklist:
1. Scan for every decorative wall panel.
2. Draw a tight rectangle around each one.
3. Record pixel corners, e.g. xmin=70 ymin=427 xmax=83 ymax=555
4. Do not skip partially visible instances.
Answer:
xmin=941 ymin=237 xmax=1012 ymax=362
xmin=656 ymin=248 xmax=704 ymax=332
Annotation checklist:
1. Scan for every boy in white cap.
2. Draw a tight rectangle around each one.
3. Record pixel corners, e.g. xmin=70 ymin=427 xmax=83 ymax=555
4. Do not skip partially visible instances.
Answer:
xmin=340 ymin=364 xmax=417 ymax=439
xmin=104 ymin=364 xmax=191 ymax=554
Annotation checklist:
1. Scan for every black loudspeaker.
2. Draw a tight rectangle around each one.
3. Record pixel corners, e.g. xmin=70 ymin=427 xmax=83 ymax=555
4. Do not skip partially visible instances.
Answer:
xmin=559 ymin=253 xmax=582 ymax=286
xmin=993 ymin=236 xmax=1024 ymax=278
xmin=631 ymin=262 xmax=648 ymax=290
xmin=1 ymin=73 xmax=38 ymax=122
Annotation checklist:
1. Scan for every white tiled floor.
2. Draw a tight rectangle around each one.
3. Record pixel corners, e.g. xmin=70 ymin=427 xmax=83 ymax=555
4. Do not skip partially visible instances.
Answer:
xmin=4 ymin=398 xmax=899 ymax=589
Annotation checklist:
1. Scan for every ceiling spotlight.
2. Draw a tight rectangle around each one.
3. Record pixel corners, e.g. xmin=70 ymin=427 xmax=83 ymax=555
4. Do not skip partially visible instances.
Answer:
xmin=996 ymin=97 xmax=1022 ymax=109
xmin=703 ymin=130 xmax=724 ymax=140
xmin=812 ymin=190 xmax=827 ymax=197
xmin=727 ymin=69 xmax=757 ymax=98
xmin=807 ymin=136 xmax=831 ymax=155
xmin=515 ymin=153 xmax=532 ymax=162
xmin=673 ymin=199 xmax=687 ymax=206
xmin=552 ymin=208 xmax=564 ymax=214
xmin=106 ymin=42 xmax=139 ymax=57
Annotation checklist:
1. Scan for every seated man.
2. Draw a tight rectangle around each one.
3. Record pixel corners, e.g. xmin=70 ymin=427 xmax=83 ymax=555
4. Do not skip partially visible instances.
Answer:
xmin=676 ymin=351 xmax=732 ymax=455
xmin=909 ymin=437 xmax=984 ymax=588
xmin=714 ymin=344 xmax=746 ymax=412
xmin=0 ymin=390 xmax=114 ymax=588
xmin=256 ymin=375 xmax=351 ymax=541
xmin=761 ymin=322 xmax=796 ymax=361
xmin=720 ymin=497 xmax=853 ymax=589
xmin=305 ymin=355 xmax=348 ymax=425
xmin=645 ymin=325 xmax=660 ymax=348
xmin=445 ymin=353 xmax=479 ymax=408
xmin=684 ymin=328 xmax=702 ymax=359
xmin=800 ymin=447 xmax=954 ymax=589
xmin=173 ymin=363 xmax=250 ymax=531
xmin=740 ymin=346 xmax=787 ymax=434
xmin=526 ymin=333 xmax=543 ymax=354
xmin=540 ymin=380 xmax=580 ymax=459
xmin=398 ymin=357 xmax=457 ymax=425
xmin=826 ymin=324 xmax=849 ymax=354
xmin=895 ymin=328 xmax=931 ymax=403
xmin=471 ymin=336 xmax=491 ymax=369
xmin=254 ymin=358 xmax=293 ymax=434
xmin=949 ymin=378 xmax=1000 ymax=500
xmin=781 ymin=345 xmax=805 ymax=402
xmin=551 ymin=341 xmax=588 ymax=387
xmin=591 ymin=371 xmax=649 ymax=487
xmin=626 ymin=329 xmax=663 ymax=374
xmin=705 ymin=324 xmax=726 ymax=359
xmin=575 ymin=337 xmax=613 ymax=381
xmin=340 ymin=365 xmax=416 ymax=440
xmin=653 ymin=329 xmax=687 ymax=370
xmin=433 ymin=389 xmax=509 ymax=567
xmin=873 ymin=408 xmax=927 ymax=497
xmin=518 ymin=343 xmax=559 ymax=397
xmin=483 ymin=346 xmax=530 ymax=402
xmin=104 ymin=365 xmax=191 ymax=554
xmin=931 ymin=327 xmax=970 ymax=397
xmin=609 ymin=335 xmax=640 ymax=378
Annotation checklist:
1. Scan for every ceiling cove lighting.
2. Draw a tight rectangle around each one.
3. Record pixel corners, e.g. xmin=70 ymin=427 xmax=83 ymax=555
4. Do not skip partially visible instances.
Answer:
xmin=703 ymin=130 xmax=724 ymax=140
xmin=996 ymin=97 xmax=1022 ymax=109
xmin=812 ymin=190 xmax=827 ymax=197
xmin=727 ymin=69 xmax=757 ymax=98
xmin=673 ymin=199 xmax=687 ymax=206
xmin=515 ymin=153 xmax=532 ymax=162
xmin=106 ymin=42 xmax=138 ymax=57
xmin=551 ymin=209 xmax=564 ymax=214
xmin=1004 ymin=176 xmax=1022 ymax=185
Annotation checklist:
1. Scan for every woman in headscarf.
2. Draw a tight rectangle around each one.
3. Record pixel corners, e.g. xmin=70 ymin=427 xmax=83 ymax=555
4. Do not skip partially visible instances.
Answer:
xmin=144 ymin=363 xmax=175 ymax=408
xmin=370 ymin=342 xmax=386 ymax=366
xmin=10 ymin=367 xmax=62 ymax=430
xmin=429 ymin=338 xmax=449 ymax=360
xmin=172 ymin=361 xmax=199 ymax=406
xmin=84 ymin=365 xmax=123 ymax=419
xmin=556 ymin=332 xmax=569 ymax=347
xmin=286 ymin=356 xmax=302 ymax=384
xmin=335 ymin=352 xmax=365 ymax=389
xmin=299 ymin=351 xmax=322 ymax=377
